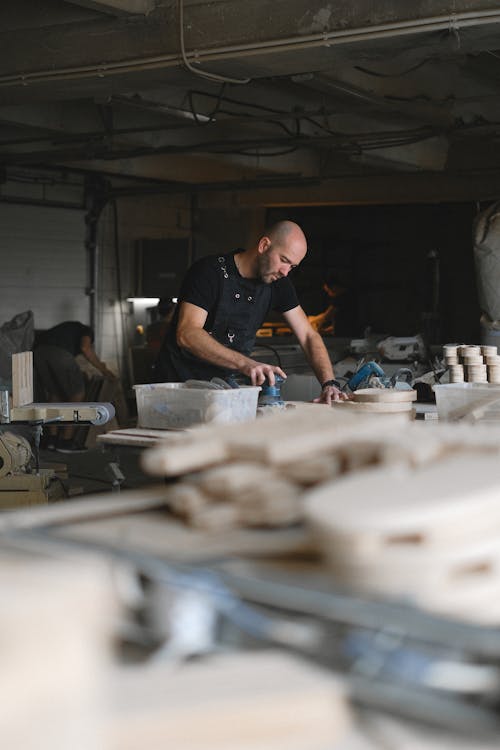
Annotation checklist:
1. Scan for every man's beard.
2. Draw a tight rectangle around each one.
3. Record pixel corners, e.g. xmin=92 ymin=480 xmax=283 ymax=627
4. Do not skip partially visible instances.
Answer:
xmin=258 ymin=250 xmax=278 ymax=284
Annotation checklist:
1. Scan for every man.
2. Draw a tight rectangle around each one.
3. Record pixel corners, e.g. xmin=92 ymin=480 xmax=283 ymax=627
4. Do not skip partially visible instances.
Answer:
xmin=34 ymin=321 xmax=116 ymax=452
xmin=156 ymin=221 xmax=346 ymax=404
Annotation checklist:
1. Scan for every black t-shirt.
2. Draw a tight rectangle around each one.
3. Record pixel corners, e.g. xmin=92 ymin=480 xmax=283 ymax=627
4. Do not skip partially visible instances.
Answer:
xmin=36 ymin=321 xmax=94 ymax=356
xmin=174 ymin=251 xmax=299 ymax=332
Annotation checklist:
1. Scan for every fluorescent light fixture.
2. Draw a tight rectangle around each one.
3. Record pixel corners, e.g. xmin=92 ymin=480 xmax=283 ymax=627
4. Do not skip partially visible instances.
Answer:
xmin=126 ymin=297 xmax=160 ymax=304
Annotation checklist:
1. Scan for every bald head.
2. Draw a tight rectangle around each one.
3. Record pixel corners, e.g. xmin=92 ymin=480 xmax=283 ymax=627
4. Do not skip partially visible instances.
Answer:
xmin=266 ymin=221 xmax=307 ymax=251
xmin=257 ymin=220 xmax=307 ymax=284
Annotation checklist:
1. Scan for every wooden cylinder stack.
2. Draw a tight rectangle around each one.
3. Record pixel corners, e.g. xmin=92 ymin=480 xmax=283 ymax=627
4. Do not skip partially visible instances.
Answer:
xmin=443 ymin=343 xmax=500 ymax=383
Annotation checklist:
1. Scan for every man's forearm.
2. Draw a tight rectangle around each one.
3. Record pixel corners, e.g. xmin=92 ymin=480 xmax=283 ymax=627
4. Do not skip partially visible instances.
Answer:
xmin=178 ymin=328 xmax=250 ymax=371
xmin=178 ymin=327 xmax=286 ymax=385
xmin=301 ymin=331 xmax=335 ymax=385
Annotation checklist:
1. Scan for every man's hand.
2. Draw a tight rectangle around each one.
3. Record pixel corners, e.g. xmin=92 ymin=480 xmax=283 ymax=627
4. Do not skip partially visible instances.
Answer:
xmin=314 ymin=384 xmax=348 ymax=405
xmin=240 ymin=360 xmax=286 ymax=386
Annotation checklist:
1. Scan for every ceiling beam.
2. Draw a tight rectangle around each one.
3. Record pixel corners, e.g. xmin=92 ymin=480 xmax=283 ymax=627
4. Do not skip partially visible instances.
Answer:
xmin=197 ymin=171 xmax=500 ymax=206
xmin=63 ymin=0 xmax=155 ymax=15
xmin=2 ymin=1 xmax=500 ymax=106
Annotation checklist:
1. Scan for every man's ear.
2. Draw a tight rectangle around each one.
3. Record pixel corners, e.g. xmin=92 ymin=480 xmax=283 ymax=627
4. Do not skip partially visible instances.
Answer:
xmin=257 ymin=236 xmax=271 ymax=254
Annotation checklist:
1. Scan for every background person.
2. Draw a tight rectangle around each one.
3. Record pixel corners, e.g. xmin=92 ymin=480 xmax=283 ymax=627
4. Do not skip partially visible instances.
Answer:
xmin=33 ymin=321 xmax=116 ymax=453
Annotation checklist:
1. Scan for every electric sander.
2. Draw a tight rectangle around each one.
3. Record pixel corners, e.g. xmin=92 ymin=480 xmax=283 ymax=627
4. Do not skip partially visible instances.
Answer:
xmin=258 ymin=374 xmax=285 ymax=407
xmin=222 ymin=373 xmax=286 ymax=407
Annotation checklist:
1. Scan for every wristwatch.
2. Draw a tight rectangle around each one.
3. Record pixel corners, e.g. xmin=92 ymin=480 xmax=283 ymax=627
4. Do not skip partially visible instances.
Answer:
xmin=321 ymin=379 xmax=341 ymax=390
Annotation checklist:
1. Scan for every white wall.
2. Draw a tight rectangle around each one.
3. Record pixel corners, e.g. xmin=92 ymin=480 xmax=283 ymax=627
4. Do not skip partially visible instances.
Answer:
xmin=0 ymin=193 xmax=269 ymax=385
xmin=0 ymin=203 xmax=88 ymax=331
xmin=97 ymin=194 xmax=191 ymax=380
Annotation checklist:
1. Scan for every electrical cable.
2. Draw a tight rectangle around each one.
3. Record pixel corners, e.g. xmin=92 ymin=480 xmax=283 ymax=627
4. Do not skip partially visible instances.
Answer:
xmin=187 ymin=84 xmax=226 ymax=124
xmin=186 ymin=90 xmax=296 ymax=135
xmin=231 ymin=146 xmax=298 ymax=157
xmin=253 ymin=343 xmax=283 ymax=368
xmin=188 ymin=89 xmax=290 ymax=116
xmin=185 ymin=89 xmax=295 ymax=135
xmin=354 ymin=58 xmax=435 ymax=77
xmin=178 ymin=0 xmax=250 ymax=85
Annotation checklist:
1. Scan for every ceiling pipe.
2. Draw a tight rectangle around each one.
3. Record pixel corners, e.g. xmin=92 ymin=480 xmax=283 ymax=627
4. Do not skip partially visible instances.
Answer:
xmin=0 ymin=125 xmax=438 ymax=165
xmin=0 ymin=9 xmax=499 ymax=88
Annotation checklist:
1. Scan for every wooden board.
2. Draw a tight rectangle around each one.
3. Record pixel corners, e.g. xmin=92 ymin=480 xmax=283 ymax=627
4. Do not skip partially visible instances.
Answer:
xmin=0 ymin=555 xmax=114 ymax=750
xmin=303 ymin=452 xmax=500 ymax=621
xmin=109 ymin=650 xmax=350 ymax=750
xmin=11 ymin=351 xmax=33 ymax=407
xmin=304 ymin=454 xmax=500 ymax=544
xmin=333 ymin=400 xmax=414 ymax=413
xmin=352 ymin=388 xmax=417 ymax=403
xmin=97 ymin=427 xmax=188 ymax=448
xmin=54 ymin=510 xmax=315 ymax=562
xmin=0 ymin=485 xmax=173 ymax=531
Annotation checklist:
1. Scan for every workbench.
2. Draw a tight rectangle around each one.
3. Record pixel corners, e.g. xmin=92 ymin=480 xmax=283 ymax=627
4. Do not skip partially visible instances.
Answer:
xmin=1 ymin=484 xmax=498 ymax=749
xmin=95 ymin=401 xmax=437 ymax=488
xmin=96 ymin=428 xmax=188 ymax=490
xmin=97 ymin=426 xmax=188 ymax=449
xmin=0 ymin=452 xmax=496 ymax=750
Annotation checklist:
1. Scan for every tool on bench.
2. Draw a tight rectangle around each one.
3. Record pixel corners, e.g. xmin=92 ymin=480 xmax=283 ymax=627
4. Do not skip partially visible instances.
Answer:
xmin=0 ymin=401 xmax=116 ymax=508
xmin=0 ymin=353 xmax=116 ymax=508
xmin=345 ymin=361 xmax=414 ymax=393
xmin=258 ymin=374 xmax=285 ymax=408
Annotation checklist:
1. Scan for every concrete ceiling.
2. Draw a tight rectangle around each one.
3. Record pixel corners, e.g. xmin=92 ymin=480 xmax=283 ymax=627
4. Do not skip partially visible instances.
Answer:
xmin=2 ymin=0 xmax=500 ymax=194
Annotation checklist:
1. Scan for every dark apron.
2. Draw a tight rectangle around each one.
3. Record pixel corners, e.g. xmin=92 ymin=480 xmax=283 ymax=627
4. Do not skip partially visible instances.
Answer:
xmin=159 ymin=253 xmax=271 ymax=382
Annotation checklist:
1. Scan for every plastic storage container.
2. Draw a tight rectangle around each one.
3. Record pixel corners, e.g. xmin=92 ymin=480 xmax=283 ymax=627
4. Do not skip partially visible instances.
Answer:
xmin=433 ymin=382 xmax=500 ymax=422
xmin=134 ymin=382 xmax=261 ymax=429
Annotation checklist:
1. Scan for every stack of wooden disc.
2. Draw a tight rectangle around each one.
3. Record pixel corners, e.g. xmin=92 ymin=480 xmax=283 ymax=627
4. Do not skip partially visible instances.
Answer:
xmin=444 ymin=342 xmax=464 ymax=382
xmin=304 ymin=453 xmax=500 ymax=623
xmin=334 ymin=388 xmax=417 ymax=418
xmin=444 ymin=343 xmax=500 ymax=383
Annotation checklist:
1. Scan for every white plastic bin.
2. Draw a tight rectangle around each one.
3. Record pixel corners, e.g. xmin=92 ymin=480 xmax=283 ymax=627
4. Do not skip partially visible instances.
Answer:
xmin=134 ymin=382 xmax=261 ymax=429
xmin=433 ymin=382 xmax=500 ymax=422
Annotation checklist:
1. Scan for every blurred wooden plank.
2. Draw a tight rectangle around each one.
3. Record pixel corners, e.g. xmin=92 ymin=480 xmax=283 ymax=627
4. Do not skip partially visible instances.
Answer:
xmin=109 ymin=651 xmax=350 ymax=750
xmin=11 ymin=351 xmax=33 ymax=407
xmin=0 ymin=485 xmax=172 ymax=531
xmin=97 ymin=428 xmax=187 ymax=448
xmin=55 ymin=511 xmax=315 ymax=562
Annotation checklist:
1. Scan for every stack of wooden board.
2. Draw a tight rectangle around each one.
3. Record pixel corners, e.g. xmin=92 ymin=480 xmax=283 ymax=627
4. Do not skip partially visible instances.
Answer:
xmin=141 ymin=407 xmax=409 ymax=530
xmin=140 ymin=408 xmax=500 ymax=623
xmin=304 ymin=452 xmax=500 ymax=623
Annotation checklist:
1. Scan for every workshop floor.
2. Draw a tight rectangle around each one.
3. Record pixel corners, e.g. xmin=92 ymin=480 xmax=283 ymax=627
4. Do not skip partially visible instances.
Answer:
xmin=39 ymin=444 xmax=158 ymax=497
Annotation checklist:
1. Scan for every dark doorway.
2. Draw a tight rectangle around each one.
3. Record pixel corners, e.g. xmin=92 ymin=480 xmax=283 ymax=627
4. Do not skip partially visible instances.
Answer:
xmin=267 ymin=203 xmax=480 ymax=344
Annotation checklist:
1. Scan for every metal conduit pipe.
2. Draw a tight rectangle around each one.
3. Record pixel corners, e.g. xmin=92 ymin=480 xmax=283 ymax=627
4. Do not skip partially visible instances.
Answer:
xmin=0 ymin=9 xmax=500 ymax=88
